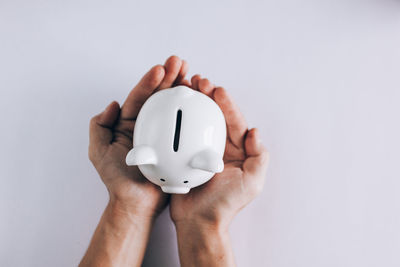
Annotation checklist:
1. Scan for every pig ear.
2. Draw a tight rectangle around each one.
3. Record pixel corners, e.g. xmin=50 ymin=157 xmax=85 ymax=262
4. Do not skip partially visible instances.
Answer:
xmin=126 ymin=145 xmax=158 ymax=166
xmin=189 ymin=149 xmax=224 ymax=173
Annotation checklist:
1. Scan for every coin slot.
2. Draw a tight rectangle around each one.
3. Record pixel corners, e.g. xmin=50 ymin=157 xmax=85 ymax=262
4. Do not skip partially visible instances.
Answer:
xmin=173 ymin=109 xmax=182 ymax=152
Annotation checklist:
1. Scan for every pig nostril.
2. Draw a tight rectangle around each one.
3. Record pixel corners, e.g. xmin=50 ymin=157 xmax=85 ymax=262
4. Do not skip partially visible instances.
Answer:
xmin=160 ymin=179 xmax=165 ymax=182
xmin=183 ymin=181 xmax=188 ymax=183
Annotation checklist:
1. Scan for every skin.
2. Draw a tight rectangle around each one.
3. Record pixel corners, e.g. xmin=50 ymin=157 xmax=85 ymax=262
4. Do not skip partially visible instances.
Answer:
xmin=80 ymin=56 xmax=269 ymax=267
xmin=170 ymin=76 xmax=270 ymax=267
xmin=80 ymin=56 xmax=189 ymax=267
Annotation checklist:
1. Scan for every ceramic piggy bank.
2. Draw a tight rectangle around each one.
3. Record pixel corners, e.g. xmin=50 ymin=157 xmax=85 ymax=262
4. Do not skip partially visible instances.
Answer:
xmin=125 ymin=85 xmax=226 ymax=194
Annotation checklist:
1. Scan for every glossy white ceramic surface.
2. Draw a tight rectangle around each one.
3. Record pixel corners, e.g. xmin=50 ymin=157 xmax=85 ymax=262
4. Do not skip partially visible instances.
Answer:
xmin=126 ymin=86 xmax=226 ymax=194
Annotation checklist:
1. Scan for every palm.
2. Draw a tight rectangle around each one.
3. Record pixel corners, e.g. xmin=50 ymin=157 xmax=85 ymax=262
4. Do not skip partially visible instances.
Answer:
xmin=170 ymin=78 xmax=268 ymax=224
xmin=89 ymin=56 xmax=189 ymax=216
xmin=171 ymin=134 xmax=248 ymax=221
xmin=100 ymin=119 xmax=166 ymax=213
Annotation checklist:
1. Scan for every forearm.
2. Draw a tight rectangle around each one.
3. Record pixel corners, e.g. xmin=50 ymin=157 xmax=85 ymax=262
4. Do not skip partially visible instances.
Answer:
xmin=79 ymin=199 xmax=154 ymax=267
xmin=175 ymin=221 xmax=236 ymax=267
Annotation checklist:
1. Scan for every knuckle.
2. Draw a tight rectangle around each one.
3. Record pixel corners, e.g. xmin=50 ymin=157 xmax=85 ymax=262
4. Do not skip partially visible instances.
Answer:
xmin=247 ymin=174 xmax=266 ymax=197
xmin=88 ymin=147 xmax=102 ymax=166
xmin=88 ymin=146 xmax=95 ymax=162
xmin=249 ymin=182 xmax=264 ymax=197
xmin=259 ymin=146 xmax=270 ymax=164
xmin=148 ymin=65 xmax=164 ymax=85
xmin=89 ymin=115 xmax=98 ymax=127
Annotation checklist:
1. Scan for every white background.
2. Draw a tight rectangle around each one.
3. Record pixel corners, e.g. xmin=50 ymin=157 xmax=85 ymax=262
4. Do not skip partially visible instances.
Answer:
xmin=1 ymin=0 xmax=400 ymax=266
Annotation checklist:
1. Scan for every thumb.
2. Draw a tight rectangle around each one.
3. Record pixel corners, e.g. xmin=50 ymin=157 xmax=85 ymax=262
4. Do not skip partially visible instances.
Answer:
xmin=89 ymin=101 xmax=120 ymax=162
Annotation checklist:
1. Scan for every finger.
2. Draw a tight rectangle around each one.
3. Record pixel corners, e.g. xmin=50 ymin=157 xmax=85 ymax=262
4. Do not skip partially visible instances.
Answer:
xmin=244 ymin=128 xmax=263 ymax=157
xmin=158 ymin=55 xmax=183 ymax=90
xmin=191 ymin=74 xmax=201 ymax=91
xmin=213 ymin=87 xmax=248 ymax=148
xmin=243 ymin=128 xmax=270 ymax=174
xmin=178 ymin=79 xmax=191 ymax=87
xmin=173 ymin=59 xmax=189 ymax=86
xmin=120 ymin=65 xmax=165 ymax=120
xmin=198 ymin=78 xmax=214 ymax=96
xmin=89 ymin=101 xmax=120 ymax=161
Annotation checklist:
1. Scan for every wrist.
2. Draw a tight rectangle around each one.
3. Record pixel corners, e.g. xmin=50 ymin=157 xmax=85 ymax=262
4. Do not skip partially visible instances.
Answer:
xmin=80 ymin=196 xmax=155 ymax=267
xmin=107 ymin=197 xmax=156 ymax=226
xmin=171 ymin=209 xmax=233 ymax=232
xmin=174 ymin=217 xmax=229 ymax=234
xmin=175 ymin=219 xmax=235 ymax=267
xmin=175 ymin=218 xmax=231 ymax=251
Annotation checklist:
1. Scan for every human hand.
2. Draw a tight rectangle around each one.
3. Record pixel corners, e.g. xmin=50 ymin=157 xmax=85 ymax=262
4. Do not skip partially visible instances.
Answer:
xmin=89 ymin=56 xmax=189 ymax=219
xmin=170 ymin=76 xmax=270 ymax=229
xmin=82 ymin=56 xmax=190 ymax=267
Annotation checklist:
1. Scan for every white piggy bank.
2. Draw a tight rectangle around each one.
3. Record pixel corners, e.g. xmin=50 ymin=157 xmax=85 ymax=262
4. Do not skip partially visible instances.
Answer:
xmin=125 ymin=85 xmax=226 ymax=194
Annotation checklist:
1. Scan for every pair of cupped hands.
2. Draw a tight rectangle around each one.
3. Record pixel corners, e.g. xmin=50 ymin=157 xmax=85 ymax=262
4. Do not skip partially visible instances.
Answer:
xmin=89 ymin=56 xmax=269 ymax=230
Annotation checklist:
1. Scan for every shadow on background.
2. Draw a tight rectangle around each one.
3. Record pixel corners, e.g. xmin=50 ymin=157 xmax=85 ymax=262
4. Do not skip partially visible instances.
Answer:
xmin=142 ymin=208 xmax=179 ymax=267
